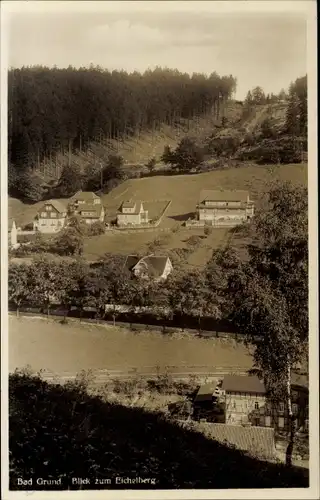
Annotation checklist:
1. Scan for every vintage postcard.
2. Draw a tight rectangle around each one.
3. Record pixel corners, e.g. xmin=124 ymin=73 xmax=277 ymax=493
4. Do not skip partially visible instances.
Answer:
xmin=1 ymin=1 xmax=318 ymax=499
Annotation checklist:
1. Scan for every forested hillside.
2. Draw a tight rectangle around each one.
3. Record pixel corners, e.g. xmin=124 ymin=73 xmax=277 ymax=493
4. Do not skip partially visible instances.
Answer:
xmin=9 ymin=67 xmax=235 ymax=165
xmin=8 ymin=66 xmax=307 ymax=203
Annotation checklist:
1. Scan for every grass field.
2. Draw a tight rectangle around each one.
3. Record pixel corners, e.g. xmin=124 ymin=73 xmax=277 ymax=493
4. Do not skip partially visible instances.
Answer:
xmin=102 ymin=163 xmax=307 ymax=226
xmin=9 ymin=163 xmax=307 ymax=266
xmin=85 ymin=162 xmax=307 ymax=262
xmin=9 ymin=315 xmax=253 ymax=377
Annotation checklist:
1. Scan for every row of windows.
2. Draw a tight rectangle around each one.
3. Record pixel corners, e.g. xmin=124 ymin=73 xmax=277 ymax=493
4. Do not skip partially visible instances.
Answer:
xmin=41 ymin=211 xmax=57 ymax=218
xmin=231 ymin=401 xmax=298 ymax=413
xmin=40 ymin=221 xmax=62 ymax=226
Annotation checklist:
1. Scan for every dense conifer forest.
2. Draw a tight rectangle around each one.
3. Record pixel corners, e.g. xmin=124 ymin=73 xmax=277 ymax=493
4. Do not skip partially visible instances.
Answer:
xmin=8 ymin=66 xmax=236 ymax=171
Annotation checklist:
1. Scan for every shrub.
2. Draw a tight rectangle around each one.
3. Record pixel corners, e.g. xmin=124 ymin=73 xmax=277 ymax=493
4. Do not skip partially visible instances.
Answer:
xmin=87 ymin=221 xmax=105 ymax=236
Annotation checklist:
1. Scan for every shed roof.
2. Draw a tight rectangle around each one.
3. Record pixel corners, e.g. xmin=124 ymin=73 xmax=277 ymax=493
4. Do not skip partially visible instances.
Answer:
xmin=194 ymin=383 xmax=218 ymax=403
xmin=222 ymin=375 xmax=266 ymax=395
xmin=199 ymin=190 xmax=250 ymax=203
xmin=201 ymin=423 xmax=275 ymax=460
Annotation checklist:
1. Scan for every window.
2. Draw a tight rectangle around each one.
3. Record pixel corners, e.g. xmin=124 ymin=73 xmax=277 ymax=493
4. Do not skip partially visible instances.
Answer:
xmin=254 ymin=402 xmax=259 ymax=410
xmin=265 ymin=416 xmax=271 ymax=427
xmin=233 ymin=401 xmax=236 ymax=409
xmin=45 ymin=205 xmax=52 ymax=211
xmin=41 ymin=212 xmax=47 ymax=218
xmin=51 ymin=212 xmax=56 ymax=218
xmin=279 ymin=402 xmax=285 ymax=413
xmin=278 ymin=417 xmax=285 ymax=428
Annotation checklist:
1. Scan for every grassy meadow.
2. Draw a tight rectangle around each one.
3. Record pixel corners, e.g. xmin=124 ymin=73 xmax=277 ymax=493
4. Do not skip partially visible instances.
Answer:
xmin=9 ymin=163 xmax=307 ymax=265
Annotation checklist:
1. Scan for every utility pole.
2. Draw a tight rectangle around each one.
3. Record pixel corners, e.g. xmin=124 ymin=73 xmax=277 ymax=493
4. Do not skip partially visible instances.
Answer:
xmin=100 ymin=162 xmax=103 ymax=191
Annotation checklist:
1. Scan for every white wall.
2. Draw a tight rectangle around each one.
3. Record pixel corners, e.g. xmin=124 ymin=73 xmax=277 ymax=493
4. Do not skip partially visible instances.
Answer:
xmin=117 ymin=213 xmax=141 ymax=225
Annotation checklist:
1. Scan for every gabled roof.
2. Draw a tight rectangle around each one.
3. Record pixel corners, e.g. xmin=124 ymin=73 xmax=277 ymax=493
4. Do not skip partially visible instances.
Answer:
xmin=124 ymin=255 xmax=140 ymax=271
xmin=124 ymin=255 xmax=171 ymax=277
xmin=72 ymin=191 xmax=100 ymax=201
xmin=122 ymin=200 xmax=137 ymax=209
xmin=133 ymin=255 xmax=170 ymax=277
xmin=194 ymin=383 xmax=218 ymax=403
xmin=119 ymin=200 xmax=144 ymax=214
xmin=199 ymin=190 xmax=250 ymax=203
xmin=44 ymin=199 xmax=68 ymax=213
xmin=202 ymin=423 xmax=275 ymax=460
xmin=222 ymin=375 xmax=266 ymax=395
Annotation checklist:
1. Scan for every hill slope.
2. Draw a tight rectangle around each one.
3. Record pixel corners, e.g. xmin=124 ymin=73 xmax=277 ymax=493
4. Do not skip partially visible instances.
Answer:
xmin=33 ymin=100 xmax=287 ymax=183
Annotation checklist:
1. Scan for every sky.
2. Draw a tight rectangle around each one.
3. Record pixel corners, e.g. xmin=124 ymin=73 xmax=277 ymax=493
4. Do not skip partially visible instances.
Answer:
xmin=3 ymin=1 xmax=310 ymax=100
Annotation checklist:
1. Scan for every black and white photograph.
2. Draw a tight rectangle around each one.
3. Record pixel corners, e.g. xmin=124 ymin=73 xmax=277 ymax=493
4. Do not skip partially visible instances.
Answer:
xmin=1 ymin=0 xmax=318 ymax=498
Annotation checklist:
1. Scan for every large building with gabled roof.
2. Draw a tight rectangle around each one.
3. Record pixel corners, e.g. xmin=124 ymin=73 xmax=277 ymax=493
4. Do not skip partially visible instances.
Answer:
xmin=197 ymin=189 xmax=254 ymax=227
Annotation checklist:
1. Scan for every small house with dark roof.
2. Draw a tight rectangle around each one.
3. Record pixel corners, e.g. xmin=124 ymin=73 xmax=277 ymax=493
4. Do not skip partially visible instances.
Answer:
xmin=221 ymin=375 xmax=267 ymax=426
xmin=197 ymin=189 xmax=254 ymax=227
xmin=124 ymin=254 xmax=173 ymax=281
xmin=117 ymin=200 xmax=148 ymax=226
xmin=34 ymin=200 xmax=68 ymax=233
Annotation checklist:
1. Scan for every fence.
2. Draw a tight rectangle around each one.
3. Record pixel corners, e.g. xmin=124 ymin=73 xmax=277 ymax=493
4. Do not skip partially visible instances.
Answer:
xmin=9 ymin=304 xmax=262 ymax=342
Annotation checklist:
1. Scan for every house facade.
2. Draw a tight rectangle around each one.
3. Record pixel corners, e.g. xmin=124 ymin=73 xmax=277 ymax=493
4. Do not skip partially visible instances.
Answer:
xmin=262 ymin=373 xmax=309 ymax=433
xmin=34 ymin=200 xmax=68 ymax=233
xmin=197 ymin=190 xmax=254 ymax=227
xmin=124 ymin=255 xmax=173 ymax=281
xmin=221 ymin=375 xmax=267 ymax=426
xmin=117 ymin=200 xmax=148 ymax=226
xmin=76 ymin=203 xmax=105 ymax=224
xmin=220 ymin=374 xmax=309 ymax=433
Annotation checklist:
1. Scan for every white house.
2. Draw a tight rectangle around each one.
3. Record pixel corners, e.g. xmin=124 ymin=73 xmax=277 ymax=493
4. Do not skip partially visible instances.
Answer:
xmin=33 ymin=200 xmax=68 ymax=233
xmin=124 ymin=255 xmax=173 ymax=281
xmin=197 ymin=190 xmax=254 ymax=227
xmin=117 ymin=200 xmax=148 ymax=226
